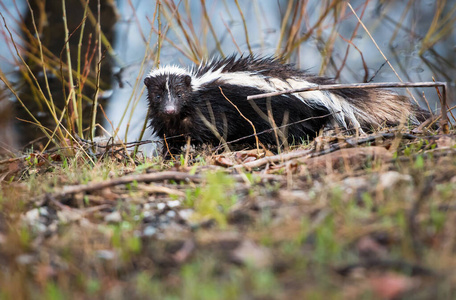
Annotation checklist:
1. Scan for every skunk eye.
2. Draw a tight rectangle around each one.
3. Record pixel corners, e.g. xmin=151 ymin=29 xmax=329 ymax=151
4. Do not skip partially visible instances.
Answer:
xmin=177 ymin=93 xmax=182 ymax=98
xmin=156 ymin=95 xmax=161 ymax=100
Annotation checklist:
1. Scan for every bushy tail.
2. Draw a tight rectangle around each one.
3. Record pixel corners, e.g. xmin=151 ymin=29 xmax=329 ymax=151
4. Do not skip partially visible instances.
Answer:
xmin=337 ymin=89 xmax=430 ymax=131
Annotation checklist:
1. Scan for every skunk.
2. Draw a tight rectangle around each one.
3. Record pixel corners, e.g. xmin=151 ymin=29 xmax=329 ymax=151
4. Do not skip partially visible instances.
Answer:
xmin=144 ymin=55 xmax=428 ymax=154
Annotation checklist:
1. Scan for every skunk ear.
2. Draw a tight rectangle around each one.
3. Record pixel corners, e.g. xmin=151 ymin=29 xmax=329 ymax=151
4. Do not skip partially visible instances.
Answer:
xmin=184 ymin=75 xmax=192 ymax=87
xmin=144 ymin=77 xmax=151 ymax=86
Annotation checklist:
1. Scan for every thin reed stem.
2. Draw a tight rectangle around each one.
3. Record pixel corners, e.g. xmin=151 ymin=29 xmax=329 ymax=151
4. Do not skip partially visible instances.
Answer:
xmin=201 ymin=0 xmax=225 ymax=57
xmin=77 ymin=0 xmax=90 ymax=138
xmin=234 ymin=0 xmax=252 ymax=55
xmin=90 ymin=0 xmax=102 ymax=141
xmin=62 ymin=0 xmax=81 ymax=137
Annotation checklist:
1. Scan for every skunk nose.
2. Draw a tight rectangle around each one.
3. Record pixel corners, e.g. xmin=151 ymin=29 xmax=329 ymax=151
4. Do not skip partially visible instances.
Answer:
xmin=164 ymin=105 xmax=177 ymax=115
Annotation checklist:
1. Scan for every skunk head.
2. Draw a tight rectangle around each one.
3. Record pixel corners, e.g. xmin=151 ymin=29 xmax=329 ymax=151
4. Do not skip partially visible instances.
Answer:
xmin=144 ymin=72 xmax=192 ymax=117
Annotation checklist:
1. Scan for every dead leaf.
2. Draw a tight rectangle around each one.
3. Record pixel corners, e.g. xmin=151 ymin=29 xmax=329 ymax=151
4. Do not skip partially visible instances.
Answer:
xmin=435 ymin=136 xmax=455 ymax=149
xmin=100 ymin=187 xmax=119 ymax=201
xmin=214 ymin=155 xmax=235 ymax=167
xmin=234 ymin=149 xmax=272 ymax=162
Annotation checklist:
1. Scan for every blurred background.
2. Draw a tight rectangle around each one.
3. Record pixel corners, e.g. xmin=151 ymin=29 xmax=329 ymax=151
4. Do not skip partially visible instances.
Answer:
xmin=0 ymin=0 xmax=455 ymax=156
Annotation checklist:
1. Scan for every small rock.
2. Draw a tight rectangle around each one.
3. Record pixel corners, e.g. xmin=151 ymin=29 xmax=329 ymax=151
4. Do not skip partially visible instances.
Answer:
xmin=23 ymin=208 xmax=41 ymax=223
xmin=167 ymin=200 xmax=181 ymax=208
xmin=79 ymin=218 xmax=93 ymax=228
xmin=104 ymin=211 xmax=122 ymax=223
xmin=96 ymin=250 xmax=116 ymax=260
xmin=278 ymin=190 xmax=310 ymax=202
xmin=157 ymin=203 xmax=166 ymax=210
xmin=35 ymin=223 xmax=47 ymax=233
xmin=143 ymin=226 xmax=157 ymax=236
xmin=256 ymin=199 xmax=278 ymax=209
xmin=159 ymin=215 xmax=169 ymax=223
xmin=39 ymin=207 xmax=49 ymax=217
xmin=16 ymin=254 xmax=35 ymax=265
xmin=22 ymin=208 xmax=48 ymax=232
xmin=379 ymin=171 xmax=412 ymax=188
xmin=343 ymin=177 xmax=368 ymax=190
xmin=179 ymin=209 xmax=194 ymax=221
xmin=166 ymin=210 xmax=176 ymax=218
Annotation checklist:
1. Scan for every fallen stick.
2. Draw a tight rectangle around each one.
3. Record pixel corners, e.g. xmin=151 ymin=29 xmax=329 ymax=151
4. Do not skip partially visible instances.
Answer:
xmin=46 ymin=171 xmax=203 ymax=199
xmin=38 ymin=171 xmax=284 ymax=201
xmin=231 ymin=148 xmax=313 ymax=170
xmin=232 ymin=132 xmax=419 ymax=170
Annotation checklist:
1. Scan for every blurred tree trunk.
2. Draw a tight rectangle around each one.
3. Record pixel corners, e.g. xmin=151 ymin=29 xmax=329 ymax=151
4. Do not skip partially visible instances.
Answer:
xmin=0 ymin=88 xmax=17 ymax=156
xmin=15 ymin=0 xmax=118 ymax=149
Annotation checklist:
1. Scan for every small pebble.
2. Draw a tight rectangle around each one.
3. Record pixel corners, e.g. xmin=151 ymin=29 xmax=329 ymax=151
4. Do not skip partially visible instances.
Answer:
xmin=167 ymin=200 xmax=181 ymax=208
xmin=143 ymin=226 xmax=157 ymax=236
xmin=96 ymin=250 xmax=116 ymax=260
xmin=104 ymin=211 xmax=122 ymax=223
xmin=16 ymin=254 xmax=35 ymax=265
xmin=379 ymin=171 xmax=411 ymax=188
xmin=179 ymin=209 xmax=194 ymax=221
xmin=166 ymin=210 xmax=176 ymax=218
xmin=23 ymin=208 xmax=40 ymax=222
